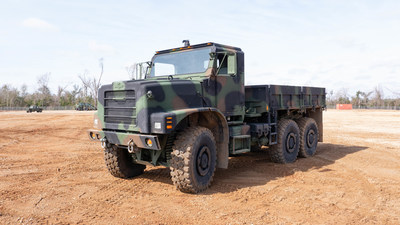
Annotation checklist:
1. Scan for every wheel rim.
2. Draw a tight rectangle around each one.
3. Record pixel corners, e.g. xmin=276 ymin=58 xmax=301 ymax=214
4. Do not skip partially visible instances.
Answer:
xmin=197 ymin=146 xmax=211 ymax=176
xmin=307 ymin=130 xmax=315 ymax=148
xmin=286 ymin=133 xmax=296 ymax=153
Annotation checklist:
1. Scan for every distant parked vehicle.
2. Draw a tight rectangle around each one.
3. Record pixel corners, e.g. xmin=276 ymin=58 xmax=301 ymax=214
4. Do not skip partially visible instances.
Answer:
xmin=27 ymin=105 xmax=43 ymax=113
xmin=75 ymin=103 xmax=97 ymax=111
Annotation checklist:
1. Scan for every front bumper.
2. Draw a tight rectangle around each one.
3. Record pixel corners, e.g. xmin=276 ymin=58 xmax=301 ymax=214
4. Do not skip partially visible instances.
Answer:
xmin=88 ymin=129 xmax=161 ymax=150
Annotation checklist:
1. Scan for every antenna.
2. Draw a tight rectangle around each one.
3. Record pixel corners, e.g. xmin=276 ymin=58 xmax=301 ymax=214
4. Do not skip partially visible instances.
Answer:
xmin=182 ymin=40 xmax=190 ymax=47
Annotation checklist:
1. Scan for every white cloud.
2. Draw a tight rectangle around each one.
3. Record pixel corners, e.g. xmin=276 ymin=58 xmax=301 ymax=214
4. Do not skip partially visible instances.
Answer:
xmin=88 ymin=41 xmax=115 ymax=54
xmin=22 ymin=18 xmax=58 ymax=31
xmin=330 ymin=37 xmax=367 ymax=51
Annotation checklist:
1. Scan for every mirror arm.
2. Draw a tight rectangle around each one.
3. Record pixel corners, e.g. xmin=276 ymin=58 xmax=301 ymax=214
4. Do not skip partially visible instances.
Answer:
xmin=144 ymin=61 xmax=153 ymax=79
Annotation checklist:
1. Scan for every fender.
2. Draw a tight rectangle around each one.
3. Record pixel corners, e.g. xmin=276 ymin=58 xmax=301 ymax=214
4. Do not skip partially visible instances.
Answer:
xmin=150 ymin=107 xmax=229 ymax=169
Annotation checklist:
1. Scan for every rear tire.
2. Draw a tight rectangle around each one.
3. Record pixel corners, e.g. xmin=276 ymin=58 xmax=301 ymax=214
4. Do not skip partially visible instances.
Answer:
xmin=170 ymin=126 xmax=217 ymax=193
xmin=251 ymin=144 xmax=263 ymax=152
xmin=297 ymin=117 xmax=319 ymax=157
xmin=104 ymin=145 xmax=145 ymax=178
xmin=268 ymin=119 xmax=300 ymax=163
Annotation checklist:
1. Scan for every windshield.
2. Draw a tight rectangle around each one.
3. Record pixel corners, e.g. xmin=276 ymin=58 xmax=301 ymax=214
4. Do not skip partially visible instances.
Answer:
xmin=150 ymin=47 xmax=211 ymax=77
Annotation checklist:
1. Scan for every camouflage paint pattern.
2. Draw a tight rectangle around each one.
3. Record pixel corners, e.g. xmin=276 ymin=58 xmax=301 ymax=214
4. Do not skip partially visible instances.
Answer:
xmin=88 ymin=42 xmax=326 ymax=167
xmin=245 ymin=85 xmax=326 ymax=114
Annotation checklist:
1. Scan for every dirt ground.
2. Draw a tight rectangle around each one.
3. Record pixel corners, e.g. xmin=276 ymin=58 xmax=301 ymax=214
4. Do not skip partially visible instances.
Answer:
xmin=0 ymin=109 xmax=399 ymax=224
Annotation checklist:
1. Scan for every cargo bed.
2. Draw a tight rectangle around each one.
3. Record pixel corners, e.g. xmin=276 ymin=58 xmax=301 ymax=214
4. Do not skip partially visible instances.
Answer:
xmin=244 ymin=85 xmax=325 ymax=114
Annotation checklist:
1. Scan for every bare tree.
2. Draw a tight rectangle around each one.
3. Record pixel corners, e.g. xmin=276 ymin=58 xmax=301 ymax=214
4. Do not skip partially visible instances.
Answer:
xmin=126 ymin=63 xmax=136 ymax=79
xmin=36 ymin=73 xmax=52 ymax=106
xmin=20 ymin=84 xmax=28 ymax=97
xmin=334 ymin=88 xmax=350 ymax=104
xmin=0 ymin=85 xmax=25 ymax=107
xmin=352 ymin=91 xmax=362 ymax=108
xmin=19 ymin=84 xmax=28 ymax=106
xmin=361 ymin=91 xmax=373 ymax=107
xmin=54 ymin=84 xmax=69 ymax=106
xmin=385 ymin=86 xmax=400 ymax=98
xmin=95 ymin=58 xmax=103 ymax=103
xmin=78 ymin=58 xmax=104 ymax=105
xmin=79 ymin=71 xmax=93 ymax=102
xmin=69 ymin=84 xmax=81 ymax=105
xmin=326 ymin=90 xmax=334 ymax=105
xmin=0 ymin=85 xmax=10 ymax=107
xmin=372 ymin=85 xmax=384 ymax=107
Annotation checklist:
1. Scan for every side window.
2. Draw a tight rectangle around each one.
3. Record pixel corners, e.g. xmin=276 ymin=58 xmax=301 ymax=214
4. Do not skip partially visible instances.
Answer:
xmin=217 ymin=54 xmax=228 ymax=74
xmin=217 ymin=52 xmax=236 ymax=75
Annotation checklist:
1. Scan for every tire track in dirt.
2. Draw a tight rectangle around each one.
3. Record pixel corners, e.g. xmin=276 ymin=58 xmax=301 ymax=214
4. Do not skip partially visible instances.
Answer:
xmin=1 ymin=110 xmax=400 ymax=224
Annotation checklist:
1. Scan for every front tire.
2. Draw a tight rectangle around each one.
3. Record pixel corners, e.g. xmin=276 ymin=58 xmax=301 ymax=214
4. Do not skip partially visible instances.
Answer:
xmin=104 ymin=145 xmax=145 ymax=178
xmin=170 ymin=126 xmax=217 ymax=193
xmin=268 ymin=119 xmax=300 ymax=163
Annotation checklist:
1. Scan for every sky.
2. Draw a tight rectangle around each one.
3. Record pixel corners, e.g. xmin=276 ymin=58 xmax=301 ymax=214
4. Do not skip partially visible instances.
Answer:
xmin=1 ymin=0 xmax=400 ymax=98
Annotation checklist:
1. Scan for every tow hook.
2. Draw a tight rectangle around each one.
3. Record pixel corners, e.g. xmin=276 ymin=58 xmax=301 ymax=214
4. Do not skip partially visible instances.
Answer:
xmin=127 ymin=139 xmax=139 ymax=153
xmin=100 ymin=138 xmax=108 ymax=149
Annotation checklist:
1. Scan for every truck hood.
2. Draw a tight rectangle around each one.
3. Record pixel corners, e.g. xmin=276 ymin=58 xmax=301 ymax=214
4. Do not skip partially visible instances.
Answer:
xmin=97 ymin=78 xmax=204 ymax=133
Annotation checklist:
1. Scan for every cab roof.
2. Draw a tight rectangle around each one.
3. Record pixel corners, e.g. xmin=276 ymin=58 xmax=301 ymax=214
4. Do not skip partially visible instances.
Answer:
xmin=155 ymin=42 xmax=242 ymax=55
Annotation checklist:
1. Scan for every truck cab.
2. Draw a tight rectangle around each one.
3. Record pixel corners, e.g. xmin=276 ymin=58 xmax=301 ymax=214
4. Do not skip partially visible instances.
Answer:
xmin=88 ymin=41 xmax=325 ymax=193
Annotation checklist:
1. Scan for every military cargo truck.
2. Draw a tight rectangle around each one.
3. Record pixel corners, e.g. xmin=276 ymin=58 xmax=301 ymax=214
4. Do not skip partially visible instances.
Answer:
xmin=88 ymin=41 xmax=325 ymax=193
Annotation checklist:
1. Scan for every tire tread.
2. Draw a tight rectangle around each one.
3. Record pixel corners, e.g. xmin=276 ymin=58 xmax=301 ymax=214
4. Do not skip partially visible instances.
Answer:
xmin=268 ymin=119 xmax=299 ymax=163
xmin=104 ymin=145 xmax=145 ymax=178
xmin=170 ymin=126 xmax=216 ymax=193
xmin=297 ymin=117 xmax=319 ymax=158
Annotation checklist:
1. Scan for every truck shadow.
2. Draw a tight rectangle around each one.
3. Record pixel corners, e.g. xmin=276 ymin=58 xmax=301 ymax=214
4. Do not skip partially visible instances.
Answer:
xmin=139 ymin=143 xmax=368 ymax=194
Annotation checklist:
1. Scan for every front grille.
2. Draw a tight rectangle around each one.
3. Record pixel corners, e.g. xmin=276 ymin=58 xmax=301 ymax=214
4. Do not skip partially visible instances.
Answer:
xmin=104 ymin=90 xmax=136 ymax=125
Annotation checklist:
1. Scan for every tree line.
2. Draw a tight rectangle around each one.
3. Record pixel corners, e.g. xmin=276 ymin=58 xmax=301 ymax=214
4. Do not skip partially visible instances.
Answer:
xmin=0 ymin=72 xmax=99 ymax=108
xmin=1 ymin=59 xmax=104 ymax=109
xmin=326 ymin=86 xmax=400 ymax=109
xmin=1 ymin=74 xmax=399 ymax=109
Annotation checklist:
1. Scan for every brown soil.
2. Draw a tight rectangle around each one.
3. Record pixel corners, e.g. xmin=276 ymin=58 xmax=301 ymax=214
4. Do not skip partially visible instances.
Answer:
xmin=0 ymin=110 xmax=399 ymax=224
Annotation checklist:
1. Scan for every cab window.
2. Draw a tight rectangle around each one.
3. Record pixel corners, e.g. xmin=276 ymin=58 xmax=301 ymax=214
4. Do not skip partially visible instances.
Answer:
xmin=216 ymin=52 xmax=236 ymax=75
